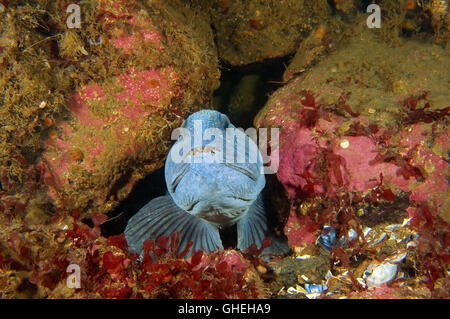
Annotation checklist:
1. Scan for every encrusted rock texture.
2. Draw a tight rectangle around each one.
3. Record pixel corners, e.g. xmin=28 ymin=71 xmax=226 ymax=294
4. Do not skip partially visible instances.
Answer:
xmin=0 ymin=0 xmax=219 ymax=218
xmin=209 ymin=0 xmax=332 ymax=66
xmin=255 ymin=24 xmax=449 ymax=298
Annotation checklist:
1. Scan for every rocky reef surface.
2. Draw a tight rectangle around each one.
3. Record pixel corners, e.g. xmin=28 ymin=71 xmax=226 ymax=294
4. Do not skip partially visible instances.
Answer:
xmin=255 ymin=24 xmax=449 ymax=298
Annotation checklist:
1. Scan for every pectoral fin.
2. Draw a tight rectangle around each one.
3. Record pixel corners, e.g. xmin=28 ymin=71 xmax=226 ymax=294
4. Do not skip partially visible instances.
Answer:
xmin=237 ymin=194 xmax=268 ymax=251
xmin=125 ymin=195 xmax=223 ymax=258
xmin=237 ymin=194 xmax=290 ymax=257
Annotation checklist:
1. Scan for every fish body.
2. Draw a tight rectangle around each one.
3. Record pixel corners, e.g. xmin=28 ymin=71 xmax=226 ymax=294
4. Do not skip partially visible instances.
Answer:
xmin=166 ymin=110 xmax=265 ymax=227
xmin=125 ymin=110 xmax=287 ymax=257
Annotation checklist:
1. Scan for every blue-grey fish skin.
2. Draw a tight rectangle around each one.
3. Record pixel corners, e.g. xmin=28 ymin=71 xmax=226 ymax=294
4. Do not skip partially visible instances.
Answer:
xmin=125 ymin=110 xmax=281 ymax=257
xmin=166 ymin=109 xmax=265 ymax=227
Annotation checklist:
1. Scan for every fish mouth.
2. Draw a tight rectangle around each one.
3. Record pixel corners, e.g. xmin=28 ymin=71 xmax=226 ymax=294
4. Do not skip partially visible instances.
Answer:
xmin=169 ymin=160 xmax=260 ymax=195
xmin=184 ymin=146 xmax=221 ymax=159
xmin=185 ymin=196 xmax=254 ymax=213
xmin=185 ymin=196 xmax=254 ymax=227
xmin=222 ymin=162 xmax=260 ymax=181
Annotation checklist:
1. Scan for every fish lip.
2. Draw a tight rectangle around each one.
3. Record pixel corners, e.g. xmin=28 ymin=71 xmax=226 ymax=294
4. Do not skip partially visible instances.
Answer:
xmin=185 ymin=196 xmax=254 ymax=213
xmin=183 ymin=146 xmax=221 ymax=160
xmin=169 ymin=156 xmax=259 ymax=194
xmin=232 ymin=196 xmax=254 ymax=203
xmin=222 ymin=162 xmax=260 ymax=181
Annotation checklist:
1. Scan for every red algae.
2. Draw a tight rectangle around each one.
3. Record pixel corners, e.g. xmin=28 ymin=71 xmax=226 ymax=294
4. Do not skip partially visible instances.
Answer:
xmin=284 ymin=212 xmax=320 ymax=246
xmin=0 ymin=211 xmax=266 ymax=298
xmin=408 ymin=203 xmax=450 ymax=291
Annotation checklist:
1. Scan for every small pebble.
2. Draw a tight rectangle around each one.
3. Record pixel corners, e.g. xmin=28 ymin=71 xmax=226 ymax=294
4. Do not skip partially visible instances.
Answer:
xmin=340 ymin=139 xmax=350 ymax=149
xmin=256 ymin=265 xmax=267 ymax=274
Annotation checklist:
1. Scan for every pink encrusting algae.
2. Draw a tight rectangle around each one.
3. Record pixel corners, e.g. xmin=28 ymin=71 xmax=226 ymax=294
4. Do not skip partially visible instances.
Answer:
xmin=112 ymin=18 xmax=163 ymax=52
xmin=332 ymin=135 xmax=411 ymax=193
xmin=284 ymin=212 xmax=320 ymax=246
xmin=259 ymin=93 xmax=449 ymax=248
xmin=41 ymin=67 xmax=180 ymax=191
xmin=100 ymin=0 xmax=163 ymax=52
xmin=26 ymin=0 xmax=221 ymax=217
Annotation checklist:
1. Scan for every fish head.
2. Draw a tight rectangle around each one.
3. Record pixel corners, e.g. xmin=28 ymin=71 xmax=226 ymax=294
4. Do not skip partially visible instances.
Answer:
xmin=165 ymin=110 xmax=265 ymax=226
xmin=181 ymin=109 xmax=231 ymax=132
xmin=167 ymin=161 xmax=265 ymax=226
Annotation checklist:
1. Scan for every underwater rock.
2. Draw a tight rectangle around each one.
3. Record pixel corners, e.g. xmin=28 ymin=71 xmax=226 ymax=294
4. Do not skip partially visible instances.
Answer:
xmin=429 ymin=0 xmax=449 ymax=42
xmin=209 ymin=0 xmax=332 ymax=66
xmin=411 ymin=0 xmax=449 ymax=43
xmin=255 ymin=27 xmax=449 ymax=249
xmin=36 ymin=0 xmax=220 ymax=217
xmin=272 ymin=255 xmax=331 ymax=289
xmin=331 ymin=0 xmax=358 ymax=21
xmin=283 ymin=25 xmax=331 ymax=82
xmin=369 ymin=0 xmax=450 ymax=45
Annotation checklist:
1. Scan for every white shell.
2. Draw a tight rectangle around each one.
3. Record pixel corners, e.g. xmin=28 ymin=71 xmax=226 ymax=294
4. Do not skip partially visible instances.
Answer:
xmin=348 ymin=228 xmax=358 ymax=241
xmin=287 ymin=287 xmax=298 ymax=295
xmin=366 ymin=263 xmax=398 ymax=288
xmin=363 ymin=226 xmax=372 ymax=237
xmin=385 ymin=251 xmax=408 ymax=264
xmin=368 ymin=232 xmax=387 ymax=247
xmin=305 ymin=292 xmax=321 ymax=299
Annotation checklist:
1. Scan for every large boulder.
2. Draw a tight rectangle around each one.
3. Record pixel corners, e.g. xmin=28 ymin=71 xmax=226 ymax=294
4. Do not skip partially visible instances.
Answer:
xmin=255 ymin=27 xmax=449 ymax=294
xmin=33 ymin=0 xmax=220 ymax=216
xmin=209 ymin=0 xmax=332 ymax=66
